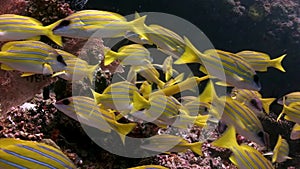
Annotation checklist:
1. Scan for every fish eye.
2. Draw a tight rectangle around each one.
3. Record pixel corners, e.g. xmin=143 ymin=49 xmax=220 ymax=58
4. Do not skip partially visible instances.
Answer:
xmin=53 ymin=20 xmax=71 ymax=30
xmin=250 ymin=99 xmax=262 ymax=110
xmin=57 ymin=55 xmax=67 ymax=66
xmin=62 ymin=99 xmax=71 ymax=105
xmin=257 ymin=131 xmax=264 ymax=138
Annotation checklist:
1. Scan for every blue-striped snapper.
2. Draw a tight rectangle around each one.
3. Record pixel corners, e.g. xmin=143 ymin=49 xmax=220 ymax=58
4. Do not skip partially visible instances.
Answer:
xmin=104 ymin=44 xmax=152 ymax=66
xmin=54 ymin=96 xmax=137 ymax=144
xmin=212 ymin=125 xmax=274 ymax=169
xmin=174 ymin=38 xmax=261 ymax=91
xmin=0 ymin=14 xmax=62 ymax=46
xmin=140 ymin=134 xmax=203 ymax=156
xmin=0 ymin=40 xmax=67 ymax=77
xmin=236 ymin=50 xmax=286 ymax=72
xmin=52 ymin=10 xmax=148 ymax=40
xmin=0 ymin=138 xmax=76 ymax=169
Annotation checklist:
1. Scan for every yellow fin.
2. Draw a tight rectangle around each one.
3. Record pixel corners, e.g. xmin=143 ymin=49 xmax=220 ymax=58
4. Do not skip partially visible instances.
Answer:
xmin=130 ymin=15 xmax=149 ymax=42
xmin=43 ymin=63 xmax=54 ymax=75
xmin=133 ymin=91 xmax=150 ymax=111
xmin=199 ymin=80 xmax=214 ymax=103
xmin=269 ymin=54 xmax=286 ymax=72
xmin=199 ymin=65 xmax=208 ymax=74
xmin=174 ymin=36 xmax=203 ymax=64
xmin=111 ymin=122 xmax=137 ymax=144
xmin=45 ymin=22 xmax=63 ymax=47
xmin=104 ymin=48 xmax=118 ymax=66
xmin=21 ymin=72 xmax=35 ymax=77
xmin=1 ymin=64 xmax=14 ymax=70
xmin=189 ymin=141 xmax=204 ymax=156
xmin=260 ymin=98 xmax=276 ymax=114
xmin=140 ymin=81 xmax=152 ymax=97
xmin=212 ymin=125 xmax=238 ymax=149
xmin=1 ymin=42 xmax=14 ymax=51
xmin=52 ymin=70 xmax=66 ymax=77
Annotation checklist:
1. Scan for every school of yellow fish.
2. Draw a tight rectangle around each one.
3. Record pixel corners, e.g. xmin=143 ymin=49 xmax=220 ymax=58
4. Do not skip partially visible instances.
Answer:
xmin=0 ymin=9 xmax=297 ymax=169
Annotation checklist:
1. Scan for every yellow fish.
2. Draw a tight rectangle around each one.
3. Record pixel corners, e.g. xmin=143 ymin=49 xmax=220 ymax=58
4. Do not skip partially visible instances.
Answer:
xmin=175 ymin=38 xmax=261 ymax=91
xmin=277 ymin=101 xmax=300 ymax=124
xmin=54 ymin=49 xmax=99 ymax=82
xmin=236 ymin=50 xmax=286 ymax=72
xmin=52 ymin=10 xmax=148 ymax=40
xmin=231 ymin=88 xmax=275 ymax=116
xmin=270 ymin=135 xmax=291 ymax=163
xmin=125 ymin=13 xmax=186 ymax=58
xmin=0 ymin=14 xmax=62 ymax=46
xmin=128 ymin=64 xmax=165 ymax=89
xmin=212 ymin=125 xmax=274 ymax=169
xmin=207 ymin=81 xmax=268 ymax=146
xmin=290 ymin=123 xmax=300 ymax=140
xmin=104 ymin=44 xmax=152 ymax=66
xmin=277 ymin=91 xmax=300 ymax=106
xmin=54 ymin=96 xmax=137 ymax=144
xmin=141 ymin=134 xmax=203 ymax=156
xmin=0 ymin=138 xmax=76 ymax=169
xmin=92 ymin=81 xmax=139 ymax=112
xmin=0 ymin=40 xmax=67 ymax=77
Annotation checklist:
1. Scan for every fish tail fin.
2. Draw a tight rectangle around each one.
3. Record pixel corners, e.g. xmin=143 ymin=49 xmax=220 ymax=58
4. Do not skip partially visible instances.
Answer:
xmin=112 ymin=122 xmax=137 ymax=144
xmin=194 ymin=115 xmax=209 ymax=127
xmin=130 ymin=15 xmax=149 ymax=42
xmin=189 ymin=141 xmax=204 ymax=156
xmin=90 ymin=88 xmax=103 ymax=104
xmin=45 ymin=22 xmax=63 ymax=47
xmin=260 ymin=98 xmax=276 ymax=114
xmin=212 ymin=125 xmax=238 ymax=149
xmin=270 ymin=54 xmax=286 ymax=72
xmin=86 ymin=64 xmax=99 ymax=84
xmin=104 ymin=47 xmax=118 ymax=66
xmin=199 ymin=80 xmax=214 ymax=103
xmin=174 ymin=37 xmax=203 ymax=64
xmin=133 ymin=90 xmax=150 ymax=111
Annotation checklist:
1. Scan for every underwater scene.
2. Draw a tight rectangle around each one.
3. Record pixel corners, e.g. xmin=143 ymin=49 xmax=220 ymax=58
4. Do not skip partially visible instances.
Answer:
xmin=0 ymin=0 xmax=300 ymax=168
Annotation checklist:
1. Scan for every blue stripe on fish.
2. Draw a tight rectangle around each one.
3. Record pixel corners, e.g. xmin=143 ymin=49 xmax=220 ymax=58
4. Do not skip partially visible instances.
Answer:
xmin=2 ymin=149 xmax=57 ymax=169
xmin=0 ymin=158 xmax=27 ymax=169
xmin=17 ymin=144 xmax=72 ymax=169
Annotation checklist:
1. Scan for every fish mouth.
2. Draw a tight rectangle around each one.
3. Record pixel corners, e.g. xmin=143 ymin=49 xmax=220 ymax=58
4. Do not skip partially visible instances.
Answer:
xmin=263 ymin=132 xmax=270 ymax=148
xmin=253 ymin=75 xmax=261 ymax=91
xmin=250 ymin=98 xmax=263 ymax=111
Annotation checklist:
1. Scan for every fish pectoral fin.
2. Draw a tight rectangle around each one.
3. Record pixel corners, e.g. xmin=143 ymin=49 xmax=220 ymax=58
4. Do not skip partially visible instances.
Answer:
xmin=1 ymin=64 xmax=14 ymax=70
xmin=232 ymin=73 xmax=244 ymax=82
xmin=43 ymin=63 xmax=54 ymax=75
xmin=21 ymin=72 xmax=35 ymax=77
xmin=52 ymin=70 xmax=66 ymax=77
xmin=263 ymin=151 xmax=274 ymax=156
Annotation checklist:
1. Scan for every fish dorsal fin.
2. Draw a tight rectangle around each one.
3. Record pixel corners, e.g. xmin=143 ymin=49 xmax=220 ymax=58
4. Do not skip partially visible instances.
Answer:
xmin=43 ymin=63 xmax=54 ymax=75
xmin=212 ymin=125 xmax=238 ymax=149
